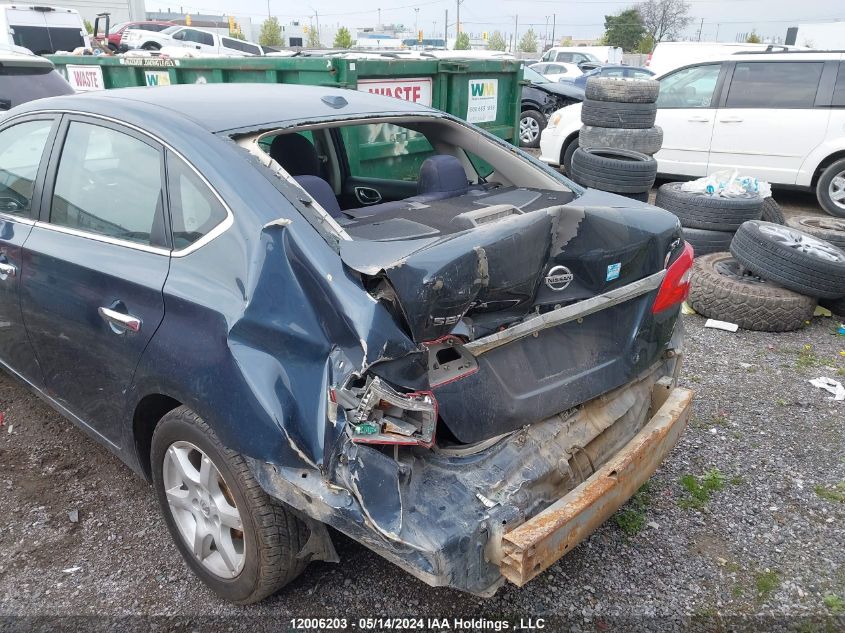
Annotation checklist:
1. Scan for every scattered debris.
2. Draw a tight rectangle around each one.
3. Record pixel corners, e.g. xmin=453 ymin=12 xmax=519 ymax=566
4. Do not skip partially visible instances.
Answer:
xmin=681 ymin=302 xmax=696 ymax=315
xmin=62 ymin=567 xmax=81 ymax=574
xmin=68 ymin=510 xmax=79 ymax=523
xmin=6 ymin=424 xmax=12 ymax=435
xmin=813 ymin=305 xmax=832 ymax=318
xmin=704 ymin=319 xmax=739 ymax=332
xmin=809 ymin=377 xmax=845 ymax=401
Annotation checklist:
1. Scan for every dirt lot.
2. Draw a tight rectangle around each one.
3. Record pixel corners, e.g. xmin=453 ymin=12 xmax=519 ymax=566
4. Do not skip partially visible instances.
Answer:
xmin=1 ymin=189 xmax=843 ymax=631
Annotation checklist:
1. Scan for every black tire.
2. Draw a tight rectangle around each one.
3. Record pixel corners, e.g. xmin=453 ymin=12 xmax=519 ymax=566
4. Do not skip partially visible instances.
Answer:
xmin=820 ymin=295 xmax=845 ymax=318
xmin=655 ymin=182 xmax=763 ymax=231
xmin=584 ymin=77 xmax=660 ymax=103
xmin=784 ymin=215 xmax=845 ymax=250
xmin=730 ymin=220 xmax=845 ymax=299
xmin=688 ymin=253 xmax=816 ymax=332
xmin=579 ymin=125 xmax=663 ymax=156
xmin=761 ymin=197 xmax=785 ymax=225
xmin=151 ymin=407 xmax=310 ymax=604
xmin=518 ymin=109 xmax=545 ymax=148
xmin=141 ymin=42 xmax=161 ymax=50
xmin=570 ymin=147 xmax=657 ymax=194
xmin=815 ymin=157 xmax=845 ymax=218
xmin=562 ymin=136 xmax=579 ymax=176
xmin=581 ymin=99 xmax=657 ymax=129
xmin=681 ymin=227 xmax=735 ymax=257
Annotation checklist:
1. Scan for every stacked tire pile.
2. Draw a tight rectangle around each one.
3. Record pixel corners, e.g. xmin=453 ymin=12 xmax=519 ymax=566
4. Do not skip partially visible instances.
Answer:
xmin=687 ymin=219 xmax=845 ymax=331
xmin=568 ymin=77 xmax=662 ymax=203
xmin=654 ymin=182 xmax=787 ymax=257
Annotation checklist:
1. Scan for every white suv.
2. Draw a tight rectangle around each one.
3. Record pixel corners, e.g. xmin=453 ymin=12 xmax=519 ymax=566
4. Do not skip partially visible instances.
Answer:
xmin=121 ymin=25 xmax=262 ymax=56
xmin=540 ymin=51 xmax=845 ymax=217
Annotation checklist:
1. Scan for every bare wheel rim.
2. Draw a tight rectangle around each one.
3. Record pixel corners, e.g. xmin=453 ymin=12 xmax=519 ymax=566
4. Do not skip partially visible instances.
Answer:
xmin=715 ymin=258 xmax=766 ymax=284
xmin=163 ymin=441 xmax=245 ymax=578
xmin=828 ymin=169 xmax=845 ymax=211
xmin=520 ymin=116 xmax=540 ymax=143
xmin=758 ymin=224 xmax=845 ymax=263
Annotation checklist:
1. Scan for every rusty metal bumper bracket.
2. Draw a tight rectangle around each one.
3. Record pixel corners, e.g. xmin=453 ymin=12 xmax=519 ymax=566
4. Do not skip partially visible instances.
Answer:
xmin=498 ymin=385 xmax=694 ymax=586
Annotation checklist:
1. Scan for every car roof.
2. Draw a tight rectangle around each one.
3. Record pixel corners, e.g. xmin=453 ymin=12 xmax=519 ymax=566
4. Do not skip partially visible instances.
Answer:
xmin=729 ymin=51 xmax=844 ymax=62
xmin=0 ymin=47 xmax=53 ymax=67
xmin=10 ymin=83 xmax=439 ymax=134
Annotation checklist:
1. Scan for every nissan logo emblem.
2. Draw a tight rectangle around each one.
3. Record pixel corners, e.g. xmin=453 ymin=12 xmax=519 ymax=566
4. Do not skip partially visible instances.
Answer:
xmin=545 ymin=265 xmax=574 ymax=291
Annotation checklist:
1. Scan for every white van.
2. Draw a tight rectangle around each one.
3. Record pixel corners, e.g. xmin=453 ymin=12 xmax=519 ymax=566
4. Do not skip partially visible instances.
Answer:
xmin=644 ymin=41 xmax=804 ymax=78
xmin=1 ymin=4 xmax=90 ymax=54
xmin=542 ymin=46 xmax=623 ymax=66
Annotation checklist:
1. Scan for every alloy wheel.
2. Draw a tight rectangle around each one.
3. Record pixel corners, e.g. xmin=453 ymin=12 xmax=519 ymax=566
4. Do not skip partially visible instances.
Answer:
xmin=758 ymin=224 xmax=845 ymax=263
xmin=828 ymin=169 xmax=845 ymax=212
xmin=162 ymin=441 xmax=245 ymax=578
xmin=519 ymin=116 xmax=540 ymax=144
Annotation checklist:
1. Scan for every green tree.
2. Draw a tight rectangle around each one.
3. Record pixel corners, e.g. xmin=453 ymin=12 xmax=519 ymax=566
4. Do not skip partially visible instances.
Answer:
xmin=333 ymin=26 xmax=353 ymax=48
xmin=306 ymin=25 xmax=322 ymax=48
xmin=637 ymin=34 xmax=655 ymax=54
xmin=83 ymin=19 xmax=93 ymax=34
xmin=518 ymin=28 xmax=538 ymax=53
xmin=560 ymin=37 xmax=573 ymax=46
xmin=639 ymin=0 xmax=692 ymax=45
xmin=745 ymin=30 xmax=761 ymax=43
xmin=488 ymin=30 xmax=507 ymax=51
xmin=454 ymin=31 xmax=470 ymax=50
xmin=229 ymin=29 xmax=245 ymax=40
xmin=259 ymin=17 xmax=283 ymax=47
xmin=603 ymin=9 xmax=646 ymax=51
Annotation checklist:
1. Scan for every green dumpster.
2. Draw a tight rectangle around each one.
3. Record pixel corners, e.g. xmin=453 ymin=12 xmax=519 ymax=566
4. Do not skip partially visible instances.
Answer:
xmin=48 ymin=55 xmax=523 ymax=149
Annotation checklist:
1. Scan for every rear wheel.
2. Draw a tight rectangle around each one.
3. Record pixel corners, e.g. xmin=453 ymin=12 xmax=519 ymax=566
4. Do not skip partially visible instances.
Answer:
xmin=151 ymin=407 xmax=309 ymax=604
xmin=562 ymin=137 xmax=579 ymax=176
xmin=519 ymin=110 xmax=545 ymax=148
xmin=816 ymin=158 xmax=845 ymax=218
xmin=141 ymin=42 xmax=161 ymax=50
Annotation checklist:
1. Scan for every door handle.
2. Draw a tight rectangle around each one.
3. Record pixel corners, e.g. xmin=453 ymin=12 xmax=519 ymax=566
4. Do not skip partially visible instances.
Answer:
xmin=98 ymin=306 xmax=141 ymax=334
xmin=719 ymin=117 xmax=744 ymax=123
xmin=0 ymin=262 xmax=16 ymax=280
xmin=687 ymin=116 xmax=710 ymax=122
xmin=354 ymin=186 xmax=383 ymax=205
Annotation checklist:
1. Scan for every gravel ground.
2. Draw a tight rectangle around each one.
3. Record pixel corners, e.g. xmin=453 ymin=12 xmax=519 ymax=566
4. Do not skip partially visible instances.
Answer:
xmin=1 ymin=312 xmax=844 ymax=631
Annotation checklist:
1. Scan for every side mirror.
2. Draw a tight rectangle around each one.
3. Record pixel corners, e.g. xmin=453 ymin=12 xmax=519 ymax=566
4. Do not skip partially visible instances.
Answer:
xmin=0 ymin=99 xmax=12 ymax=111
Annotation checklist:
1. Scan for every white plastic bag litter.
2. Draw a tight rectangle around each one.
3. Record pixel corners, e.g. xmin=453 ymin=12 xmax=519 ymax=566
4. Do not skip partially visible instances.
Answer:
xmin=680 ymin=169 xmax=771 ymax=199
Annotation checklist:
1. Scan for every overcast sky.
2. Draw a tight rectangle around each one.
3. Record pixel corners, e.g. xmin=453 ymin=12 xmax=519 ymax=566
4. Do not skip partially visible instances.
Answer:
xmin=150 ymin=0 xmax=843 ymax=43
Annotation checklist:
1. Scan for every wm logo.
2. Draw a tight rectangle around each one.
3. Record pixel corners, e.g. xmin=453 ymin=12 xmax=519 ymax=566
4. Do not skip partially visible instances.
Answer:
xmin=470 ymin=81 xmax=496 ymax=97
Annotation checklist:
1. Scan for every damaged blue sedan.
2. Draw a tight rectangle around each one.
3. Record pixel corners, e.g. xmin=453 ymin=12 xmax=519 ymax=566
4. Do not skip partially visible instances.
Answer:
xmin=0 ymin=84 xmax=694 ymax=603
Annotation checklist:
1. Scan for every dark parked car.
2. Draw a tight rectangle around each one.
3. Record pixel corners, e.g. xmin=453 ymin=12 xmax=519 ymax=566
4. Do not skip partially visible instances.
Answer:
xmin=520 ymin=66 xmax=584 ymax=148
xmin=0 ymin=84 xmax=694 ymax=603
xmin=0 ymin=48 xmax=73 ymax=112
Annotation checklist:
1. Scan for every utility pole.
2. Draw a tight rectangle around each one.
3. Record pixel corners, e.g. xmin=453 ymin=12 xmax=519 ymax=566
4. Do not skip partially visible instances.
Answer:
xmin=444 ymin=9 xmax=448 ymax=42
xmin=266 ymin=0 xmax=270 ymax=18
xmin=315 ymin=9 xmax=320 ymax=44
xmin=513 ymin=14 xmax=518 ymax=53
xmin=715 ymin=23 xmax=721 ymax=41
xmin=378 ymin=8 xmax=381 ymax=28
xmin=697 ymin=17 xmax=703 ymax=41
xmin=456 ymin=0 xmax=461 ymax=34
xmin=414 ymin=8 xmax=419 ymax=34
xmin=551 ymin=13 xmax=555 ymax=47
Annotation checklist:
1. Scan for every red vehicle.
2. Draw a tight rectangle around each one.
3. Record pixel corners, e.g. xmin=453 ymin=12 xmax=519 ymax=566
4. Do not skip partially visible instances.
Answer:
xmin=101 ymin=20 xmax=174 ymax=50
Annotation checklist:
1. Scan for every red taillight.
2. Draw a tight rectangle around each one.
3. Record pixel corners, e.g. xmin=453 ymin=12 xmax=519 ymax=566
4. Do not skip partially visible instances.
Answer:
xmin=651 ymin=242 xmax=694 ymax=313
xmin=645 ymin=53 xmax=652 ymax=67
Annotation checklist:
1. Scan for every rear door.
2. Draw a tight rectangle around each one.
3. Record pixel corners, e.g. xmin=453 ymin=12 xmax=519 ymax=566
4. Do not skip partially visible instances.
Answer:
xmin=707 ymin=60 xmax=832 ymax=185
xmin=0 ymin=116 xmax=58 ymax=385
xmin=653 ymin=63 xmax=725 ymax=177
xmin=20 ymin=116 xmax=170 ymax=445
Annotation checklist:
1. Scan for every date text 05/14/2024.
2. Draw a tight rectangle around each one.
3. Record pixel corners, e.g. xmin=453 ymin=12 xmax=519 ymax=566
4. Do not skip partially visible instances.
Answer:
xmin=289 ymin=617 xmax=548 ymax=630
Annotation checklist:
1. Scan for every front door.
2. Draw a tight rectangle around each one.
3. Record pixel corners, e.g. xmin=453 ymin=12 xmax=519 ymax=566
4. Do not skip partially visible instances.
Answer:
xmin=0 ymin=116 xmax=57 ymax=384
xmin=653 ymin=63 xmax=724 ymax=178
xmin=20 ymin=116 xmax=170 ymax=445
xmin=707 ymin=60 xmax=832 ymax=185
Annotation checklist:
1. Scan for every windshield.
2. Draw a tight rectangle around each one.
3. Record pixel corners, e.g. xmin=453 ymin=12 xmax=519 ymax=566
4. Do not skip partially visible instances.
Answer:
xmin=523 ymin=67 xmax=548 ymax=83
xmin=161 ymin=26 xmax=181 ymax=34
xmin=584 ymin=52 xmax=600 ymax=62
xmin=0 ymin=66 xmax=73 ymax=109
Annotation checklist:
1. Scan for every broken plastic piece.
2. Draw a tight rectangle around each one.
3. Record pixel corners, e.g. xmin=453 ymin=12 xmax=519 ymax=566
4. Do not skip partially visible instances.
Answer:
xmin=814 ymin=305 xmax=832 ymax=318
xmin=353 ymin=421 xmax=381 ymax=435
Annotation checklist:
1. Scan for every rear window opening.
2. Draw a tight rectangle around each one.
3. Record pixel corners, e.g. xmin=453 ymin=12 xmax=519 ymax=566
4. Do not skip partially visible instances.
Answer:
xmin=235 ymin=115 xmax=578 ymax=244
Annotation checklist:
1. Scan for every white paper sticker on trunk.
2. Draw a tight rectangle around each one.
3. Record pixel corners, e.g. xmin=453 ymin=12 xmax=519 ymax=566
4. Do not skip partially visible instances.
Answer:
xmin=467 ymin=78 xmax=498 ymax=124
xmin=65 ymin=65 xmax=105 ymax=92
xmin=357 ymin=77 xmax=433 ymax=107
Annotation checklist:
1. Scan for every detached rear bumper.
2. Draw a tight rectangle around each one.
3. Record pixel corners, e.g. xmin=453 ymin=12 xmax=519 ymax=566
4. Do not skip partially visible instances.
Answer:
xmin=498 ymin=384 xmax=693 ymax=586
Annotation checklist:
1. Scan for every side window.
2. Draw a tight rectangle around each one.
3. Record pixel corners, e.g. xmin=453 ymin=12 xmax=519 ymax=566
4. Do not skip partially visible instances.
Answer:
xmin=171 ymin=29 xmax=186 ymax=40
xmin=340 ymin=123 xmax=436 ymax=182
xmin=602 ymin=67 xmax=626 ymax=77
xmin=656 ymin=64 xmax=722 ymax=109
xmin=198 ymin=31 xmax=214 ymax=46
xmin=166 ymin=152 xmax=227 ymax=249
xmin=555 ymin=53 xmax=572 ymax=62
xmin=834 ymin=63 xmax=845 ymax=107
xmin=51 ymin=122 xmax=163 ymax=246
xmin=0 ymin=120 xmax=53 ymax=217
xmin=725 ymin=62 xmax=824 ymax=108
xmin=631 ymin=69 xmax=653 ymax=79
